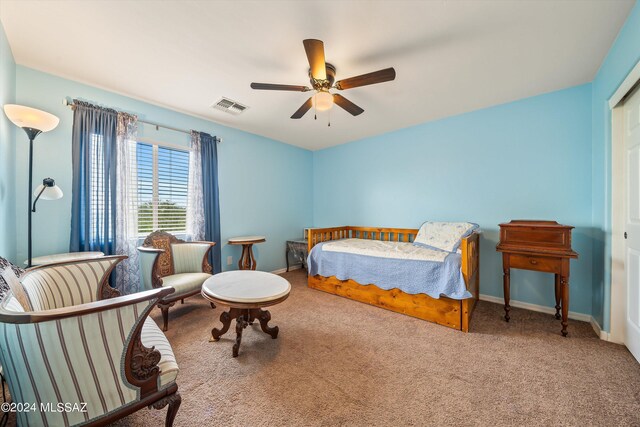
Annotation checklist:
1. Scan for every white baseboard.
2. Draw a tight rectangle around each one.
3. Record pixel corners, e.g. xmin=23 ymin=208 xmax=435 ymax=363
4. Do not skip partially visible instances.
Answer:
xmin=479 ymin=294 xmax=591 ymax=322
xmin=271 ymin=264 xmax=302 ymax=275
xmin=589 ymin=317 xmax=610 ymax=341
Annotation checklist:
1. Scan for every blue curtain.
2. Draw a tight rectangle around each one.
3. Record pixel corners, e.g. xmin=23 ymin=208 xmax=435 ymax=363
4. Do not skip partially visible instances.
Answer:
xmin=200 ymin=132 xmax=222 ymax=273
xmin=69 ymin=101 xmax=118 ymax=254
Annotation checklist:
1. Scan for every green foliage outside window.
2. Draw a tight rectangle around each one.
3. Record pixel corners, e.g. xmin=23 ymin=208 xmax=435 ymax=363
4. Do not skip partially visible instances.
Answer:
xmin=138 ymin=200 xmax=187 ymax=234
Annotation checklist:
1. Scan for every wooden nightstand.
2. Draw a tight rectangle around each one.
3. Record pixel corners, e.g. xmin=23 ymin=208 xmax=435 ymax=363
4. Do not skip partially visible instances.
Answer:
xmin=496 ymin=220 xmax=578 ymax=336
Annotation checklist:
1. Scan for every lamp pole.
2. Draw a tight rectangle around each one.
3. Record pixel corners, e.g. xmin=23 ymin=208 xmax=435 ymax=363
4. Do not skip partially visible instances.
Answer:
xmin=3 ymin=105 xmax=60 ymax=268
xmin=23 ymin=127 xmax=42 ymax=268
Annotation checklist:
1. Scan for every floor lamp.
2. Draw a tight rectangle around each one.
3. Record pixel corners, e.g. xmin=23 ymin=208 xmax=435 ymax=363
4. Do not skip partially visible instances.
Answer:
xmin=3 ymin=104 xmax=60 ymax=267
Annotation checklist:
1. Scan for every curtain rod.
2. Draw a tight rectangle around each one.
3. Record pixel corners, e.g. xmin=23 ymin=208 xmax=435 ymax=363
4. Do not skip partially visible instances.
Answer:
xmin=63 ymin=98 xmax=221 ymax=142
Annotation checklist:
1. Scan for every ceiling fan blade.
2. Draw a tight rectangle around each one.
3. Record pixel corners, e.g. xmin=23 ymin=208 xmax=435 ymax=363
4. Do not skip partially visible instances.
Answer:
xmin=333 ymin=94 xmax=364 ymax=116
xmin=303 ymin=39 xmax=327 ymax=81
xmin=291 ymin=97 xmax=313 ymax=119
xmin=335 ymin=67 xmax=396 ymax=90
xmin=251 ymin=83 xmax=310 ymax=92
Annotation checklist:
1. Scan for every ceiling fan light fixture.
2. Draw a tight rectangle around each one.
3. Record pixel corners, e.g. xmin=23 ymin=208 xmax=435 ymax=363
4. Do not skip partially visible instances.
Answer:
xmin=313 ymin=91 xmax=333 ymax=112
xmin=250 ymin=39 xmax=395 ymax=120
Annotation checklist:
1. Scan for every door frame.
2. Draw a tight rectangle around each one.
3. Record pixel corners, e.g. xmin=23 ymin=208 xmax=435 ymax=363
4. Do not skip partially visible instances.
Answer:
xmin=609 ymin=58 xmax=640 ymax=344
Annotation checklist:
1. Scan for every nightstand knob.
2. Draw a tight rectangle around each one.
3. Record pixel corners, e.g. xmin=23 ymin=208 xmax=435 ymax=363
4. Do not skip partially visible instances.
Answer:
xmin=529 ymin=259 xmax=538 ymax=265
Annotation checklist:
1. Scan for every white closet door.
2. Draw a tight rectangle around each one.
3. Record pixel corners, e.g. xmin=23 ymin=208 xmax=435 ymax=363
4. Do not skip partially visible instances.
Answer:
xmin=624 ymin=85 xmax=640 ymax=363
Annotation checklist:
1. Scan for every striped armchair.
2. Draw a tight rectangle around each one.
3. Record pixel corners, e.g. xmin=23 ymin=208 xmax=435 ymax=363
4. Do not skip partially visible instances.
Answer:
xmin=138 ymin=230 xmax=216 ymax=331
xmin=0 ymin=256 xmax=181 ymax=427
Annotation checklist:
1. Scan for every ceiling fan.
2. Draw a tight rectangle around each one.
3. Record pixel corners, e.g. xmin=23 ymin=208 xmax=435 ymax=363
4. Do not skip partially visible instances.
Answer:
xmin=251 ymin=39 xmax=396 ymax=120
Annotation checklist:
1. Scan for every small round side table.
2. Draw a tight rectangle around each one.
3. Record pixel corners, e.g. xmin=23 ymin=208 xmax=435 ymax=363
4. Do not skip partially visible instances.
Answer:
xmin=228 ymin=235 xmax=265 ymax=270
xmin=202 ymin=271 xmax=291 ymax=357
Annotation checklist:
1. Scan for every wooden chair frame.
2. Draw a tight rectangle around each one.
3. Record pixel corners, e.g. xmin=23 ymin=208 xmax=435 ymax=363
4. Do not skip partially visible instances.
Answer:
xmin=0 ymin=256 xmax=181 ymax=426
xmin=307 ymin=226 xmax=480 ymax=332
xmin=139 ymin=230 xmax=216 ymax=331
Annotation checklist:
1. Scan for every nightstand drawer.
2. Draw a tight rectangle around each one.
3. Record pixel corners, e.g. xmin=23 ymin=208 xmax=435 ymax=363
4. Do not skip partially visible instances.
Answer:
xmin=509 ymin=254 xmax=560 ymax=273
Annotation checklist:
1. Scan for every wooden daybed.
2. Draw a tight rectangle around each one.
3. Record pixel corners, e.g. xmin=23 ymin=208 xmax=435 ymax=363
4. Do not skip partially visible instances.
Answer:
xmin=307 ymin=226 xmax=480 ymax=332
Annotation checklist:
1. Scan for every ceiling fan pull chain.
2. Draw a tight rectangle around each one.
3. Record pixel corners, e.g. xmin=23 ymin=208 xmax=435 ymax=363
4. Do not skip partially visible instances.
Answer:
xmin=328 ymin=108 xmax=331 ymax=127
xmin=314 ymin=93 xmax=317 ymax=120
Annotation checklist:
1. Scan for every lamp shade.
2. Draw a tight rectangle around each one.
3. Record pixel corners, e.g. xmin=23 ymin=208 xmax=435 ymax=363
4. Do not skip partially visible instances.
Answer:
xmin=33 ymin=183 xmax=63 ymax=200
xmin=3 ymin=104 xmax=59 ymax=132
xmin=313 ymin=91 xmax=334 ymax=112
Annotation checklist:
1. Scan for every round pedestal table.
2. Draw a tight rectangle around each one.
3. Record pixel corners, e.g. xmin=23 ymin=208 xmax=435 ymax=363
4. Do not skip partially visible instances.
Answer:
xmin=228 ymin=236 xmax=265 ymax=270
xmin=202 ymin=271 xmax=290 ymax=357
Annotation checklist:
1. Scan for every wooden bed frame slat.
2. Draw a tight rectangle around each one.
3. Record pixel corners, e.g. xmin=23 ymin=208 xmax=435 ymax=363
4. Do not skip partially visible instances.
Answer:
xmin=307 ymin=226 xmax=480 ymax=332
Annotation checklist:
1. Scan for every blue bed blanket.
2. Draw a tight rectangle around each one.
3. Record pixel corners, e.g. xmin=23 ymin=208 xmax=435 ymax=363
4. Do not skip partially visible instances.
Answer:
xmin=307 ymin=239 xmax=472 ymax=300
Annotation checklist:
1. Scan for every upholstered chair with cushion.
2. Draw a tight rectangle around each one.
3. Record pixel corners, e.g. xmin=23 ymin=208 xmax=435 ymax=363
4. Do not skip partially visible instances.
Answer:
xmin=0 ymin=256 xmax=181 ymax=427
xmin=138 ymin=231 xmax=216 ymax=331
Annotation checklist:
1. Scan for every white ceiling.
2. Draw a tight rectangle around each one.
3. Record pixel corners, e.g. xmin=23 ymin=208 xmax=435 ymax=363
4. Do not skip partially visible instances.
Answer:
xmin=0 ymin=0 xmax=635 ymax=150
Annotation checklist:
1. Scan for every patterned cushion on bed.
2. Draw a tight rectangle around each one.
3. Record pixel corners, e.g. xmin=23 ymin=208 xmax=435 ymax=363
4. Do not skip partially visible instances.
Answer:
xmin=413 ymin=222 xmax=478 ymax=253
xmin=0 ymin=256 xmax=25 ymax=300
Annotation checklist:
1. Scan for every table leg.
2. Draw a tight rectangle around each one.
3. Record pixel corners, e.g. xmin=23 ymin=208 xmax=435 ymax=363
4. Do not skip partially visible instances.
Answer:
xmin=211 ymin=306 xmax=280 ymax=356
xmin=211 ymin=308 xmax=238 ymax=341
xmin=554 ymin=274 xmax=561 ymax=320
xmin=233 ymin=312 xmax=249 ymax=357
xmin=253 ymin=308 xmax=279 ymax=339
xmin=238 ymin=244 xmax=257 ymax=270
xmin=286 ymin=246 xmax=290 ymax=272
xmin=248 ymin=244 xmax=256 ymax=270
xmin=238 ymin=245 xmax=247 ymax=270
xmin=503 ymin=267 xmax=511 ymax=322
xmin=561 ymin=276 xmax=570 ymax=337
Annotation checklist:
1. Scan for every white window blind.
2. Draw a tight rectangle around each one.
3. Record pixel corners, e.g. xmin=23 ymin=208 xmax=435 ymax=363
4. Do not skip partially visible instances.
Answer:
xmin=136 ymin=142 xmax=190 ymax=235
xmin=89 ymin=137 xmax=191 ymax=238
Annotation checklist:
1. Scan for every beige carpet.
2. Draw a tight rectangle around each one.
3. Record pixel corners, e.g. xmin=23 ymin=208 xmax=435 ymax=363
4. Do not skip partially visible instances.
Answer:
xmin=104 ymin=269 xmax=639 ymax=426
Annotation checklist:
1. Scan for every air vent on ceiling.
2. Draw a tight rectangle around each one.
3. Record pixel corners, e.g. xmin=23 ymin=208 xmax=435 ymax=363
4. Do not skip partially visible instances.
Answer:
xmin=211 ymin=97 xmax=248 ymax=115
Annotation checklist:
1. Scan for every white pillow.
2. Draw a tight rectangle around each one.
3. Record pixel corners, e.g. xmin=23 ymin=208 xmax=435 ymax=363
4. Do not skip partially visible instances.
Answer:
xmin=413 ymin=222 xmax=478 ymax=253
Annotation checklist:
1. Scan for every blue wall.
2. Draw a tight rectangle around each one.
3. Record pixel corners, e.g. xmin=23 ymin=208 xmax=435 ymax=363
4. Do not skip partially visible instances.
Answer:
xmin=0 ymin=21 xmax=16 ymax=262
xmin=313 ymin=84 xmax=594 ymax=316
xmin=4 ymin=3 xmax=639 ymax=324
xmin=13 ymin=66 xmax=313 ymax=273
xmin=591 ymin=1 xmax=640 ymax=330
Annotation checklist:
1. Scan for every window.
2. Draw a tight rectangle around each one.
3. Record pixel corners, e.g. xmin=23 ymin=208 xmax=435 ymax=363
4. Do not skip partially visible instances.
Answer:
xmin=90 ymin=134 xmax=108 ymax=241
xmin=137 ymin=142 xmax=190 ymax=235
xmin=88 ymin=136 xmax=191 ymax=239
